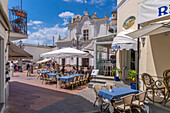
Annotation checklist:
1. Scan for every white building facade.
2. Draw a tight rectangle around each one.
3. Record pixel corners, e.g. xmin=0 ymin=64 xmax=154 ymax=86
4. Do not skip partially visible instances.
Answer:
xmin=56 ymin=11 xmax=109 ymax=67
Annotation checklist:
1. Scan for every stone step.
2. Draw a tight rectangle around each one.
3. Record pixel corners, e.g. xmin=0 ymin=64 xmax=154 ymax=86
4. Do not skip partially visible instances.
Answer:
xmin=88 ymin=78 xmax=130 ymax=88
xmin=92 ymin=75 xmax=114 ymax=80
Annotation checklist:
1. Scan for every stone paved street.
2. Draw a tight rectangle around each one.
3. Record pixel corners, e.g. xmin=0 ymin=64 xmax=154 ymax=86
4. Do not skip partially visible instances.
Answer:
xmin=5 ymin=70 xmax=170 ymax=113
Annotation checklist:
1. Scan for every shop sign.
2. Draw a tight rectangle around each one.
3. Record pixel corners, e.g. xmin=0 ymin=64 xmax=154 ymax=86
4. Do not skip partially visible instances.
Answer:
xmin=123 ymin=16 xmax=136 ymax=30
xmin=138 ymin=0 xmax=170 ymax=24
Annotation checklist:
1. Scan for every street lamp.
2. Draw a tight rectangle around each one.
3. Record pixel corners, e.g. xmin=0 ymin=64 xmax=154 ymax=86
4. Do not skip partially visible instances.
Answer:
xmin=72 ymin=32 xmax=84 ymax=71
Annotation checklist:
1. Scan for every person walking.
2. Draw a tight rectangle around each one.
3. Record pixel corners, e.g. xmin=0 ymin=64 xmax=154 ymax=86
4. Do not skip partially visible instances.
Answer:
xmin=18 ymin=59 xmax=22 ymax=72
xmin=27 ymin=62 xmax=31 ymax=76
xmin=10 ymin=61 xmax=15 ymax=77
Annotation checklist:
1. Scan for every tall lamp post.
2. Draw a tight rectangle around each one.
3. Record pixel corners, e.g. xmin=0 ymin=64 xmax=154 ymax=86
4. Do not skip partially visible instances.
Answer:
xmin=72 ymin=32 xmax=84 ymax=71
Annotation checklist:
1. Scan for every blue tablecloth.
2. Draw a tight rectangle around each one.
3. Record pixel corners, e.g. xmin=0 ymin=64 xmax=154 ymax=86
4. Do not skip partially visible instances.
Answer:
xmin=98 ymin=87 xmax=139 ymax=101
xmin=48 ymin=73 xmax=61 ymax=78
xmin=57 ymin=74 xmax=84 ymax=83
xmin=64 ymin=71 xmax=71 ymax=73
xmin=38 ymin=71 xmax=50 ymax=74
xmin=85 ymin=71 xmax=91 ymax=73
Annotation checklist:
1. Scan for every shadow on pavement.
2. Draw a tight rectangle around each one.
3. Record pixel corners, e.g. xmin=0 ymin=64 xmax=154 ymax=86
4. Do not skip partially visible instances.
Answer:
xmin=6 ymin=81 xmax=72 ymax=113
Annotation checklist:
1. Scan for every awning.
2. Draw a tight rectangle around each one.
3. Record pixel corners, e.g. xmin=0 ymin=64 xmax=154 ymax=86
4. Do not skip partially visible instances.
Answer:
xmin=127 ymin=20 xmax=170 ymax=39
xmin=84 ymin=41 xmax=94 ymax=51
xmin=111 ymin=29 xmax=137 ymax=51
xmin=36 ymin=58 xmax=51 ymax=64
xmin=8 ymin=42 xmax=33 ymax=60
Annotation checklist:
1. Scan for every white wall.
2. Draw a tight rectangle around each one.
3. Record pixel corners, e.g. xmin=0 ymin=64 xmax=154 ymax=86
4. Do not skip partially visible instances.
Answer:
xmin=24 ymin=46 xmax=52 ymax=63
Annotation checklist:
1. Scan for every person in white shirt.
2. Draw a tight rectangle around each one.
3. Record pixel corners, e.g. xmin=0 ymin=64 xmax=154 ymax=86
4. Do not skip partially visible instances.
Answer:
xmin=10 ymin=61 xmax=14 ymax=76
xmin=72 ymin=66 xmax=77 ymax=74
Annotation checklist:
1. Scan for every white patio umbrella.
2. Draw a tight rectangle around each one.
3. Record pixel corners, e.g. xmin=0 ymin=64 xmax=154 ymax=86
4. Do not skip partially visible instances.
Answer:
xmin=40 ymin=47 xmax=92 ymax=58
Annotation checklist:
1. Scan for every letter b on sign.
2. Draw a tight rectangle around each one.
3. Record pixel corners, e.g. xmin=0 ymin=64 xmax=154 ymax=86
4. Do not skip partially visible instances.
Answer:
xmin=158 ymin=6 xmax=168 ymax=17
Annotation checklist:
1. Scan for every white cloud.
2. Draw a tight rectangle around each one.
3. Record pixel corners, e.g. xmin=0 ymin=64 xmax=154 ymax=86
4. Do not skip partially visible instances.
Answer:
xmin=28 ymin=20 xmax=43 ymax=26
xmin=75 ymin=0 xmax=83 ymax=3
xmin=23 ymin=24 xmax=68 ymax=45
xmin=32 ymin=27 xmax=38 ymax=29
xmin=62 ymin=19 xmax=69 ymax=25
xmin=58 ymin=11 xmax=75 ymax=18
xmin=91 ymin=0 xmax=105 ymax=5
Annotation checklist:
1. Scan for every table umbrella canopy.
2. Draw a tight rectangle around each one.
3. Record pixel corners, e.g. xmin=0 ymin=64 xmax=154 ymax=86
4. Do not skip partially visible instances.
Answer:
xmin=40 ymin=47 xmax=92 ymax=58
xmin=36 ymin=58 xmax=51 ymax=64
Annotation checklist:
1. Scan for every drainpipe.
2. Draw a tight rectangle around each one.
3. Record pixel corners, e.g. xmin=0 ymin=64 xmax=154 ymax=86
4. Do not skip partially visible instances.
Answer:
xmin=136 ymin=24 xmax=140 ymax=90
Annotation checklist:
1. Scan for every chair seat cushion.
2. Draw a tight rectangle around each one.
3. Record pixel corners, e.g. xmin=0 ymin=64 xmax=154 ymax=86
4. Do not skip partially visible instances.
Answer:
xmin=132 ymin=100 xmax=144 ymax=106
xmin=116 ymin=104 xmax=130 ymax=110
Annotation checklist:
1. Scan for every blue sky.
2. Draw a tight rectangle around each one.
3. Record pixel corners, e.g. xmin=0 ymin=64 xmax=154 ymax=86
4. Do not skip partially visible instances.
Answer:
xmin=9 ymin=0 xmax=117 ymax=45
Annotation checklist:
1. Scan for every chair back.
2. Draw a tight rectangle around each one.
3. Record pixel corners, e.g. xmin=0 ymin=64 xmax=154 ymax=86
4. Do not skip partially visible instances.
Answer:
xmin=92 ymin=84 xmax=104 ymax=96
xmin=122 ymin=94 xmax=134 ymax=107
xmin=72 ymin=76 xmax=77 ymax=82
xmin=105 ymin=82 xmax=117 ymax=89
xmin=37 ymin=70 xmax=40 ymax=74
xmin=163 ymin=69 xmax=170 ymax=78
xmin=138 ymin=92 xmax=146 ymax=103
xmin=163 ymin=76 xmax=170 ymax=90
xmin=86 ymin=72 xmax=90 ymax=79
xmin=77 ymin=75 xmax=81 ymax=81
xmin=55 ymin=75 xmax=60 ymax=80
xmin=82 ymin=74 xmax=86 ymax=79
xmin=60 ymin=74 xmax=64 ymax=77
xmin=141 ymin=73 xmax=155 ymax=88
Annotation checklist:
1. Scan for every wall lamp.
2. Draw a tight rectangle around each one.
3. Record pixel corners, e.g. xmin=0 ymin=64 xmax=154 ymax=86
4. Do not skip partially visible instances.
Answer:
xmin=141 ymin=37 xmax=146 ymax=47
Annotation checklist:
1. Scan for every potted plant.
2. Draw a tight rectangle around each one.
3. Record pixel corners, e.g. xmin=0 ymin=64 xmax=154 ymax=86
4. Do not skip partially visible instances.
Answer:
xmin=112 ymin=67 xmax=122 ymax=81
xmin=128 ymin=69 xmax=137 ymax=89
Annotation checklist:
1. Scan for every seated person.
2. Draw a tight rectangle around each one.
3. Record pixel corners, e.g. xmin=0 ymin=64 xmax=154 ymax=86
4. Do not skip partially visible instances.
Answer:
xmin=72 ymin=66 xmax=77 ymax=74
xmin=61 ymin=66 xmax=65 ymax=74
xmin=79 ymin=67 xmax=84 ymax=74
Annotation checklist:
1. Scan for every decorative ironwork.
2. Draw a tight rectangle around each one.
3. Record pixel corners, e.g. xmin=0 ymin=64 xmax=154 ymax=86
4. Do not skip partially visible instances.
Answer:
xmin=9 ymin=6 xmax=27 ymax=35
xmin=141 ymin=73 xmax=165 ymax=103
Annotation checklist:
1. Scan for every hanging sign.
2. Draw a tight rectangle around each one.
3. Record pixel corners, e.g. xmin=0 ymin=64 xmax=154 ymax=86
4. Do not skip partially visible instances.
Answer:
xmin=138 ymin=0 xmax=170 ymax=24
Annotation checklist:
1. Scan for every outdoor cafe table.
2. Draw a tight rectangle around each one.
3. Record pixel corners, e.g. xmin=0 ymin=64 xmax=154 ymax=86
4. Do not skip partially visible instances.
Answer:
xmin=98 ymin=87 xmax=139 ymax=112
xmin=57 ymin=74 xmax=84 ymax=83
xmin=98 ymin=87 xmax=139 ymax=100
xmin=47 ymin=73 xmax=61 ymax=78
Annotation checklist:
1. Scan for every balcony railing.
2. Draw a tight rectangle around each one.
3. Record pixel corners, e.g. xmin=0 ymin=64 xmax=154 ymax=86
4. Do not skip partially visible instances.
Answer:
xmin=9 ymin=8 xmax=27 ymax=35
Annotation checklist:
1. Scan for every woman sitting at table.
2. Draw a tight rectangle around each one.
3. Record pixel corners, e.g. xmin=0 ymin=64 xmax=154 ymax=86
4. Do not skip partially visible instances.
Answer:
xmin=72 ymin=66 xmax=77 ymax=74
xmin=61 ymin=66 xmax=65 ymax=74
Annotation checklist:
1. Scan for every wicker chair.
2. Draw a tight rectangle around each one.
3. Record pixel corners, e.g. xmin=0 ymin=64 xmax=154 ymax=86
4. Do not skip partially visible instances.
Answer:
xmin=115 ymin=94 xmax=134 ymax=113
xmin=45 ymin=74 xmax=54 ymax=84
xmin=141 ymin=73 xmax=165 ymax=103
xmin=92 ymin=83 xmax=105 ymax=107
xmin=37 ymin=70 xmax=41 ymax=79
xmin=163 ymin=76 xmax=170 ymax=105
xmin=69 ymin=76 xmax=78 ymax=90
xmin=76 ymin=75 xmax=82 ymax=86
xmin=55 ymin=75 xmax=60 ymax=88
xmin=84 ymin=72 xmax=90 ymax=83
xmin=80 ymin=74 xmax=86 ymax=84
xmin=132 ymin=92 xmax=147 ymax=112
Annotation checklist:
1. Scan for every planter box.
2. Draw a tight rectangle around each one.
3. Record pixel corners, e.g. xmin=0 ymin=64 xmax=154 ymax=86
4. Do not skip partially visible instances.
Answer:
xmin=130 ymin=83 xmax=136 ymax=89
xmin=114 ymin=76 xmax=120 ymax=81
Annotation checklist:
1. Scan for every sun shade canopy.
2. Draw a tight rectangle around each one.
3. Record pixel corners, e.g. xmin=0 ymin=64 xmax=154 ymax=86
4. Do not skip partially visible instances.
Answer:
xmin=8 ymin=42 xmax=33 ymax=60
xmin=41 ymin=47 xmax=93 ymax=58
xmin=111 ymin=29 xmax=137 ymax=51
xmin=127 ymin=20 xmax=170 ymax=39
